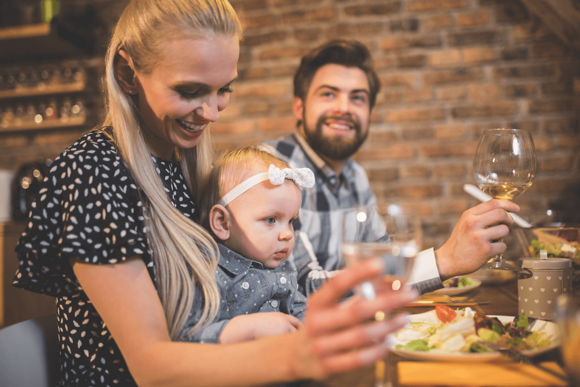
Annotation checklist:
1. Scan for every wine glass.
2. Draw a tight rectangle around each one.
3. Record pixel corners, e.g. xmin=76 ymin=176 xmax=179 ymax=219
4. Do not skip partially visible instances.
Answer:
xmin=473 ymin=128 xmax=536 ymax=270
xmin=342 ymin=204 xmax=421 ymax=387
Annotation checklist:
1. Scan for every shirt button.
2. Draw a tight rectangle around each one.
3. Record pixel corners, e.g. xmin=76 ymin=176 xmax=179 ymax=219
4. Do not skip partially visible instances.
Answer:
xmin=271 ymin=300 xmax=278 ymax=307
xmin=241 ymin=282 xmax=250 ymax=290
xmin=330 ymin=177 xmax=337 ymax=185
xmin=280 ymin=277 xmax=287 ymax=284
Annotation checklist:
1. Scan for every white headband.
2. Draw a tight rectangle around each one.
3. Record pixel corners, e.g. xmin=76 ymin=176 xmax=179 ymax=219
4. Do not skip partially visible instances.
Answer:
xmin=218 ymin=164 xmax=315 ymax=207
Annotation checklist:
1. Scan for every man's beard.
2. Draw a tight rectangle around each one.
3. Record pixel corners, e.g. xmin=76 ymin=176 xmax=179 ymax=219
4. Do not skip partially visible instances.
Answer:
xmin=302 ymin=113 xmax=369 ymax=161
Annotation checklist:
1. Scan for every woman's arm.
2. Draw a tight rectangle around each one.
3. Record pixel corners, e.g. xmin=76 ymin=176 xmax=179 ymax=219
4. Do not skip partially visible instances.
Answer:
xmin=72 ymin=256 xmax=416 ymax=387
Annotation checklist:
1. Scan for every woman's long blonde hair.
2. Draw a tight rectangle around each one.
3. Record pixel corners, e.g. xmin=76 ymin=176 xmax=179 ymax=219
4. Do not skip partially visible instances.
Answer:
xmin=101 ymin=0 xmax=242 ymax=340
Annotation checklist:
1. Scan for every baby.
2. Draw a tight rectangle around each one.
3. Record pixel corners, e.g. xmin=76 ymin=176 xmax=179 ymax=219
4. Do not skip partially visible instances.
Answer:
xmin=184 ymin=147 xmax=314 ymax=344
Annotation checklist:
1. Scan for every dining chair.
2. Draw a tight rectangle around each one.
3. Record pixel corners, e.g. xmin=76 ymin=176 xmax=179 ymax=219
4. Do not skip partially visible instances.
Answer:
xmin=0 ymin=314 xmax=59 ymax=387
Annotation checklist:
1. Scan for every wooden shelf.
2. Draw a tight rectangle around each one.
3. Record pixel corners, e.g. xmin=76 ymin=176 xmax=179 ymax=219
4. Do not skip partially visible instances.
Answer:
xmin=0 ymin=81 xmax=86 ymax=101
xmin=0 ymin=116 xmax=86 ymax=133
xmin=0 ymin=20 xmax=92 ymax=63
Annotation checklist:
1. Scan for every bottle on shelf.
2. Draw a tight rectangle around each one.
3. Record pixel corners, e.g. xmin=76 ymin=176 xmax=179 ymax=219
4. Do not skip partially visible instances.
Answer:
xmin=16 ymin=72 xmax=27 ymax=90
xmin=28 ymin=71 xmax=39 ymax=89
xmin=35 ymin=102 xmax=46 ymax=124
xmin=50 ymin=69 xmax=61 ymax=87
xmin=38 ymin=69 xmax=51 ymax=90
xmin=62 ymin=67 xmax=73 ymax=85
xmin=73 ymin=68 xmax=85 ymax=84
xmin=14 ymin=104 xmax=25 ymax=126
xmin=2 ymin=107 xmax=14 ymax=127
xmin=6 ymin=74 xmax=16 ymax=91
xmin=71 ymin=98 xmax=85 ymax=119
xmin=60 ymin=97 xmax=72 ymax=123
xmin=45 ymin=98 xmax=58 ymax=120
xmin=25 ymin=103 xmax=36 ymax=123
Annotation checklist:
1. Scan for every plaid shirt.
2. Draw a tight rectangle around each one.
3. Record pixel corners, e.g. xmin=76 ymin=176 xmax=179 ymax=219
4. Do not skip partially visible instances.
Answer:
xmin=262 ymin=133 xmax=443 ymax=295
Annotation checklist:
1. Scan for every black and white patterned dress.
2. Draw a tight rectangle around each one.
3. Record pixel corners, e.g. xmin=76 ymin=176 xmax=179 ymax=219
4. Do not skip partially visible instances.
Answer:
xmin=13 ymin=129 xmax=197 ymax=386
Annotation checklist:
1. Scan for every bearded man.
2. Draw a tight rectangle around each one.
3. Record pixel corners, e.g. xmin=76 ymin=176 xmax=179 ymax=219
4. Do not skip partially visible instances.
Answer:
xmin=261 ymin=39 xmax=519 ymax=295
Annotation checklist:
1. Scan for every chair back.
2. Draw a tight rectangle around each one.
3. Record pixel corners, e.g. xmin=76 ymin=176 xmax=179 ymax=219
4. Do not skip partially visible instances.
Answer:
xmin=0 ymin=314 xmax=59 ymax=387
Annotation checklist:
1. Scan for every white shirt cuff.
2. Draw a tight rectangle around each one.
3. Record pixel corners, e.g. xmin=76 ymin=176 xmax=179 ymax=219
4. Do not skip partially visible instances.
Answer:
xmin=407 ymin=247 xmax=440 ymax=285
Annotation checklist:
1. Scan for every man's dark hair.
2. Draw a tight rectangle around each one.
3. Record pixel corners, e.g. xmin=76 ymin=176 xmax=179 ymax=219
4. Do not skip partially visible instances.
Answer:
xmin=293 ymin=39 xmax=381 ymax=109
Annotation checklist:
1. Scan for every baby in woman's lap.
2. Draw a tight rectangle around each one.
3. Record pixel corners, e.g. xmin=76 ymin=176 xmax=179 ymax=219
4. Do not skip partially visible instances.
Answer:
xmin=182 ymin=147 xmax=314 ymax=344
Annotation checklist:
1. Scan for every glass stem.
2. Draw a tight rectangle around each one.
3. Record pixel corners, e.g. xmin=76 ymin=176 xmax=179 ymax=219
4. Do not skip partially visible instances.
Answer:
xmin=489 ymin=238 xmax=504 ymax=269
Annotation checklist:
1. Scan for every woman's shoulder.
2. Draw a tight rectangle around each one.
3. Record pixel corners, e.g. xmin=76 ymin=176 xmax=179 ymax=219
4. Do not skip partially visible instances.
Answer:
xmin=56 ymin=128 xmax=119 ymax=166
xmin=47 ymin=128 xmax=133 ymax=184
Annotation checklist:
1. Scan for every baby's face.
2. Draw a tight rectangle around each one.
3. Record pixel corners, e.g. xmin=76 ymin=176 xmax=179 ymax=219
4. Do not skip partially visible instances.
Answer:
xmin=224 ymin=179 xmax=301 ymax=269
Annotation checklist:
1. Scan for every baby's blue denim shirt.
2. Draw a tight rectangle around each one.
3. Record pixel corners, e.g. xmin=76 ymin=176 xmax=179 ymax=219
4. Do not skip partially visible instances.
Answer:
xmin=182 ymin=243 xmax=307 ymax=343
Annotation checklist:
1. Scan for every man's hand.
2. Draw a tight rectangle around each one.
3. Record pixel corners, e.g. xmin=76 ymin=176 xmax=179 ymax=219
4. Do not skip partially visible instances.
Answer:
xmin=219 ymin=312 xmax=303 ymax=344
xmin=435 ymin=199 xmax=520 ymax=280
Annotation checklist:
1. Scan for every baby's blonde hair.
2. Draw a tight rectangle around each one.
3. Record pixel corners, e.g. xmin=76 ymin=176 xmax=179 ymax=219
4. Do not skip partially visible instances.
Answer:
xmin=198 ymin=147 xmax=290 ymax=234
xmin=100 ymin=0 xmax=242 ymax=340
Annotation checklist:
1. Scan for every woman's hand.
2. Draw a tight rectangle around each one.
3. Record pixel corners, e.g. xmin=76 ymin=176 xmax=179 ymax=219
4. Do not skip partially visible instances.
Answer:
xmin=219 ymin=312 xmax=303 ymax=344
xmin=291 ymin=258 xmax=419 ymax=380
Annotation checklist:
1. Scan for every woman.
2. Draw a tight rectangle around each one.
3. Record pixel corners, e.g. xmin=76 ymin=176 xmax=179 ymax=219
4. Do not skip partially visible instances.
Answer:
xmin=13 ymin=1 xmax=416 ymax=386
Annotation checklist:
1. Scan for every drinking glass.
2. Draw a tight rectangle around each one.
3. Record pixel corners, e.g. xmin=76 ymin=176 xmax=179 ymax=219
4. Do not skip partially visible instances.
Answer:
xmin=555 ymin=295 xmax=580 ymax=384
xmin=342 ymin=204 xmax=420 ymax=299
xmin=473 ymin=128 xmax=536 ymax=270
xmin=342 ymin=204 xmax=421 ymax=387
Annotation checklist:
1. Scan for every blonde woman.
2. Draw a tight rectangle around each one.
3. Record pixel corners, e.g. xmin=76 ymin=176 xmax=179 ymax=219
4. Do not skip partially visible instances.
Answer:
xmin=13 ymin=1 xmax=417 ymax=386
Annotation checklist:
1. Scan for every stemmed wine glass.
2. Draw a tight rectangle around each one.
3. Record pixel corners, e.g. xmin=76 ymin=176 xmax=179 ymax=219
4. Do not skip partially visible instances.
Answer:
xmin=473 ymin=128 xmax=536 ymax=270
xmin=342 ymin=204 xmax=421 ymax=387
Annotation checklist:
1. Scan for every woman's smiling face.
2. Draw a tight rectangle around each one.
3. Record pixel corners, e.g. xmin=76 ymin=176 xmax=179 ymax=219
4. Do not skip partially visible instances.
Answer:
xmin=133 ymin=35 xmax=239 ymax=160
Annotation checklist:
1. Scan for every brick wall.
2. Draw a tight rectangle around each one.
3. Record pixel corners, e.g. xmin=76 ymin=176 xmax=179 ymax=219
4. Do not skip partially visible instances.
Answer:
xmin=1 ymin=0 xmax=579 ymax=255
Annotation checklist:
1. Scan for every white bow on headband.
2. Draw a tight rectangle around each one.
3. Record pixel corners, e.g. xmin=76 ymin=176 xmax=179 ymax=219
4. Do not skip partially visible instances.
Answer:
xmin=218 ymin=164 xmax=315 ymax=207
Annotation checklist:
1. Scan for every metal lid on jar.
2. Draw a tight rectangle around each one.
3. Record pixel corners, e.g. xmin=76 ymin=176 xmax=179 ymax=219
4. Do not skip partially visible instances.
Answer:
xmin=518 ymin=257 xmax=572 ymax=269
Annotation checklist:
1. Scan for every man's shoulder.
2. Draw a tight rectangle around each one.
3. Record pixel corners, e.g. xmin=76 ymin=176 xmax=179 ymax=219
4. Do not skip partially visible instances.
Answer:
xmin=343 ymin=157 xmax=369 ymax=180
xmin=260 ymin=133 xmax=310 ymax=168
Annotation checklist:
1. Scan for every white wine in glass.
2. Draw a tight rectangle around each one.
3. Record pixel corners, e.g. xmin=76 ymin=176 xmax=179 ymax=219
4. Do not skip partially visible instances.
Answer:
xmin=479 ymin=182 xmax=532 ymax=201
xmin=473 ymin=128 xmax=536 ymax=270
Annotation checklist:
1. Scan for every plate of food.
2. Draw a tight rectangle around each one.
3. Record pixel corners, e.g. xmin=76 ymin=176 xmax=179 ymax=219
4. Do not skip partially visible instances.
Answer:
xmin=388 ymin=307 xmax=559 ymax=362
xmin=426 ymin=276 xmax=482 ymax=296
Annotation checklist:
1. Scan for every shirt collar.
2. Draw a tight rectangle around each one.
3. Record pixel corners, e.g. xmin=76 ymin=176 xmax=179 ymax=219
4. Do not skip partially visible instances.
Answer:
xmin=217 ymin=243 xmax=264 ymax=276
xmin=294 ymin=131 xmax=354 ymax=190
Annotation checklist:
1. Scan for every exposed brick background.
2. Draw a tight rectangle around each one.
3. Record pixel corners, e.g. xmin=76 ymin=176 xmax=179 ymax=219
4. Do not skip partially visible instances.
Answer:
xmin=1 ymin=0 xmax=579 ymax=257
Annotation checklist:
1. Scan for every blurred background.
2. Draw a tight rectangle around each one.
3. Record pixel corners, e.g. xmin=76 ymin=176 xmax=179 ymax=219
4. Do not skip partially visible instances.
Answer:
xmin=0 ymin=0 xmax=579 ymax=261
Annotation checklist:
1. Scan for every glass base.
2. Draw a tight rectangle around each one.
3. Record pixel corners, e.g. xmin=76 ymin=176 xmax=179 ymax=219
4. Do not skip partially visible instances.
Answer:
xmin=482 ymin=259 xmax=519 ymax=271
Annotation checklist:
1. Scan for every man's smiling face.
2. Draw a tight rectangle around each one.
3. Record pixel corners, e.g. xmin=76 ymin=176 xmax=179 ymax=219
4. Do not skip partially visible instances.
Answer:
xmin=295 ymin=64 xmax=371 ymax=161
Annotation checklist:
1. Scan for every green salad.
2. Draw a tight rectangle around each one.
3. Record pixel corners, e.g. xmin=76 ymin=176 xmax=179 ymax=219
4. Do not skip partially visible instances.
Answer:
xmin=442 ymin=275 xmax=477 ymax=288
xmin=394 ymin=307 xmax=553 ymax=354
xmin=530 ymin=238 xmax=580 ymax=259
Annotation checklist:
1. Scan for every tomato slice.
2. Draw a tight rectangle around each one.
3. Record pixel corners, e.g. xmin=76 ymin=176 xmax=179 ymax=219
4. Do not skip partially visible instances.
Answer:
xmin=436 ymin=305 xmax=457 ymax=323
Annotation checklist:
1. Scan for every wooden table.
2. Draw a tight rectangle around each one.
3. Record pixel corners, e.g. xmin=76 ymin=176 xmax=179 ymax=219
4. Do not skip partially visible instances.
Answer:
xmin=303 ymin=280 xmax=569 ymax=387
